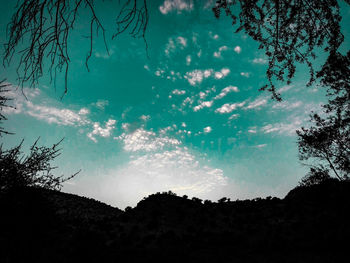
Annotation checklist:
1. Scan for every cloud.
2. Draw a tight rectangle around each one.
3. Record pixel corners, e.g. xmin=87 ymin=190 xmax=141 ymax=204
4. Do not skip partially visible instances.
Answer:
xmin=234 ymin=46 xmax=241 ymax=54
xmin=248 ymin=127 xmax=257 ymax=133
xmin=116 ymin=128 xmax=181 ymax=152
xmin=278 ymin=85 xmax=293 ymax=93
xmin=214 ymin=86 xmax=239 ymax=100
xmin=186 ymin=55 xmax=192 ymax=65
xmin=78 ymin=108 xmax=90 ymax=115
xmin=177 ymin=36 xmax=187 ymax=47
xmin=4 ymin=88 xmax=90 ymax=126
xmin=214 ymin=68 xmax=230 ymax=79
xmin=172 ymin=89 xmax=186 ymax=95
xmin=252 ymin=58 xmax=268 ymax=64
xmin=26 ymin=103 xmax=90 ymax=126
xmin=272 ymin=101 xmax=302 ymax=110
xmin=93 ymin=99 xmax=109 ymax=110
xmin=185 ymin=69 xmax=213 ymax=86
xmin=261 ymin=118 xmax=302 ymax=136
xmin=240 ymin=72 xmax=250 ymax=78
xmin=213 ymin=45 xmax=228 ymax=58
xmin=253 ymin=144 xmax=267 ymax=148
xmin=215 ymin=102 xmax=246 ymax=114
xmin=74 ymin=128 xmax=228 ymax=208
xmin=159 ymin=0 xmax=194 ymax=14
xmin=245 ymin=97 xmax=268 ymax=110
xmin=193 ymin=100 xmax=213 ymax=112
xmin=87 ymin=119 xmax=116 ymax=143
xmin=139 ymin=115 xmax=150 ymax=121
xmin=203 ymin=126 xmax=212 ymax=133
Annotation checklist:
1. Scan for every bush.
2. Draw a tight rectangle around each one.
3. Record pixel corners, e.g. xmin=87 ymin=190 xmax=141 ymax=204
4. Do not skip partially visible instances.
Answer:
xmin=0 ymin=138 xmax=79 ymax=193
xmin=299 ymin=167 xmax=332 ymax=187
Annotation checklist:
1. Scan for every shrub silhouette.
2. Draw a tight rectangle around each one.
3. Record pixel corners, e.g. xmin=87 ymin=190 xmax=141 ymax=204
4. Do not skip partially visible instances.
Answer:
xmin=0 ymin=138 xmax=78 ymax=193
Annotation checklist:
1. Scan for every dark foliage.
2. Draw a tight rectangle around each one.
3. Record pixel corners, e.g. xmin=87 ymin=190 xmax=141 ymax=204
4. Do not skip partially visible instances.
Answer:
xmin=0 ymin=80 xmax=12 ymax=136
xmin=297 ymin=51 xmax=350 ymax=182
xmin=0 ymin=139 xmax=79 ymax=193
xmin=3 ymin=0 xmax=148 ymax=96
xmin=1 ymin=180 xmax=350 ymax=263
xmin=213 ymin=0 xmax=349 ymax=100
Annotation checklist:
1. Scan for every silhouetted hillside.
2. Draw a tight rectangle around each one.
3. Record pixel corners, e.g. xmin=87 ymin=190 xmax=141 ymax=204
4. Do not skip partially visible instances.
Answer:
xmin=1 ymin=180 xmax=350 ymax=263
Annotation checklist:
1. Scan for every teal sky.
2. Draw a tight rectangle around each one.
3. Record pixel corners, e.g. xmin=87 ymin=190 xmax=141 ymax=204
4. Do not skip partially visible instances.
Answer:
xmin=1 ymin=0 xmax=349 ymax=208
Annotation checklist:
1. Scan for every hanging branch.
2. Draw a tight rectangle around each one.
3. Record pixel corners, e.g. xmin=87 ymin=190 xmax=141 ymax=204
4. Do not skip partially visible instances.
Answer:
xmin=113 ymin=0 xmax=149 ymax=53
xmin=213 ymin=0 xmax=346 ymax=100
xmin=3 ymin=0 xmax=149 ymax=96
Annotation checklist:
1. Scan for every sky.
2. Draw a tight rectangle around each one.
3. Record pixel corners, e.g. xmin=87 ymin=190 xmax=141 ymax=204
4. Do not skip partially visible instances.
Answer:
xmin=1 ymin=0 xmax=349 ymax=209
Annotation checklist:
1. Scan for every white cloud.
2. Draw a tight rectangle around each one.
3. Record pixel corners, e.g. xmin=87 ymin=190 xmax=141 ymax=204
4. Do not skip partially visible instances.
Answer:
xmin=159 ymin=0 xmax=194 ymax=14
xmin=229 ymin=113 xmax=240 ymax=120
xmin=87 ymin=119 xmax=116 ymax=143
xmin=203 ymin=126 xmax=212 ymax=133
xmin=89 ymin=148 xmax=226 ymax=208
xmin=193 ymin=100 xmax=213 ymax=112
xmin=77 ymin=128 xmax=228 ymax=208
xmin=177 ymin=36 xmax=187 ymax=47
xmin=261 ymin=118 xmax=302 ymax=136
xmin=248 ymin=128 xmax=257 ymax=133
xmin=254 ymin=144 xmax=267 ymax=148
xmin=185 ymin=69 xmax=213 ymax=86
xmin=78 ymin=108 xmax=90 ymax=115
xmin=240 ymin=72 xmax=250 ymax=78
xmin=117 ymin=128 xmax=181 ymax=152
xmin=214 ymin=68 xmax=230 ymax=79
xmin=215 ymin=101 xmax=246 ymax=113
xmin=172 ymin=89 xmax=186 ymax=95
xmin=4 ymin=87 xmax=89 ymax=126
xmin=234 ymin=46 xmax=241 ymax=54
xmin=246 ymin=97 xmax=268 ymax=110
xmin=272 ymin=101 xmax=302 ymax=110
xmin=139 ymin=115 xmax=150 ymax=121
xmin=186 ymin=55 xmax=192 ymax=65
xmin=278 ymin=85 xmax=293 ymax=93
xmin=214 ymin=86 xmax=239 ymax=100
xmin=94 ymin=99 xmax=109 ymax=110
xmin=25 ymin=103 xmax=90 ymax=126
xmin=213 ymin=46 xmax=228 ymax=58
xmin=252 ymin=58 xmax=268 ymax=64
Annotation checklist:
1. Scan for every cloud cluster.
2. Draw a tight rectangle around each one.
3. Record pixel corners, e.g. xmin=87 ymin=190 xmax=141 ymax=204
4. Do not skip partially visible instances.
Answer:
xmin=245 ymin=97 xmax=268 ymax=110
xmin=261 ymin=118 xmax=303 ymax=136
xmin=184 ymin=68 xmax=230 ymax=86
xmin=159 ymin=0 xmax=194 ymax=14
xmin=215 ymin=102 xmax=246 ymax=114
xmin=87 ymin=119 xmax=116 ymax=143
xmin=4 ymin=87 xmax=89 ymax=126
xmin=4 ymin=84 xmax=117 ymax=143
xmin=214 ymin=86 xmax=239 ymax=100
xmin=116 ymin=128 xmax=181 ymax=152
xmin=90 ymin=127 xmax=228 ymax=207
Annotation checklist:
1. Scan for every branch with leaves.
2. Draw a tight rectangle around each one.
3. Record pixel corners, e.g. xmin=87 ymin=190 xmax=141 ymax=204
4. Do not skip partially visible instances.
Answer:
xmin=297 ymin=51 xmax=350 ymax=183
xmin=213 ymin=0 xmax=348 ymax=100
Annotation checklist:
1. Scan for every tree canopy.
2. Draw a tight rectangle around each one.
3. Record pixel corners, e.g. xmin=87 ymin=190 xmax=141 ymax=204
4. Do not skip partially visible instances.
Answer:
xmin=297 ymin=51 xmax=350 ymax=182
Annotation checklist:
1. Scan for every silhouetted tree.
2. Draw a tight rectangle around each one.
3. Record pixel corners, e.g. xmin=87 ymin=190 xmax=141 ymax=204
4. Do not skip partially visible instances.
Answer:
xmin=0 ymin=80 xmax=12 ymax=136
xmin=297 ymin=51 xmax=350 ymax=182
xmin=0 ymin=138 xmax=79 ymax=193
xmin=4 ymin=0 xmax=349 ymax=98
xmin=3 ymin=0 xmax=148 ymax=95
xmin=213 ymin=0 xmax=349 ymax=99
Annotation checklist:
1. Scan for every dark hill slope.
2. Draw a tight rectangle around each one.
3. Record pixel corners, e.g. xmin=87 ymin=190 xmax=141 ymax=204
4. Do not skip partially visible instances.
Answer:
xmin=1 ymin=180 xmax=350 ymax=263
